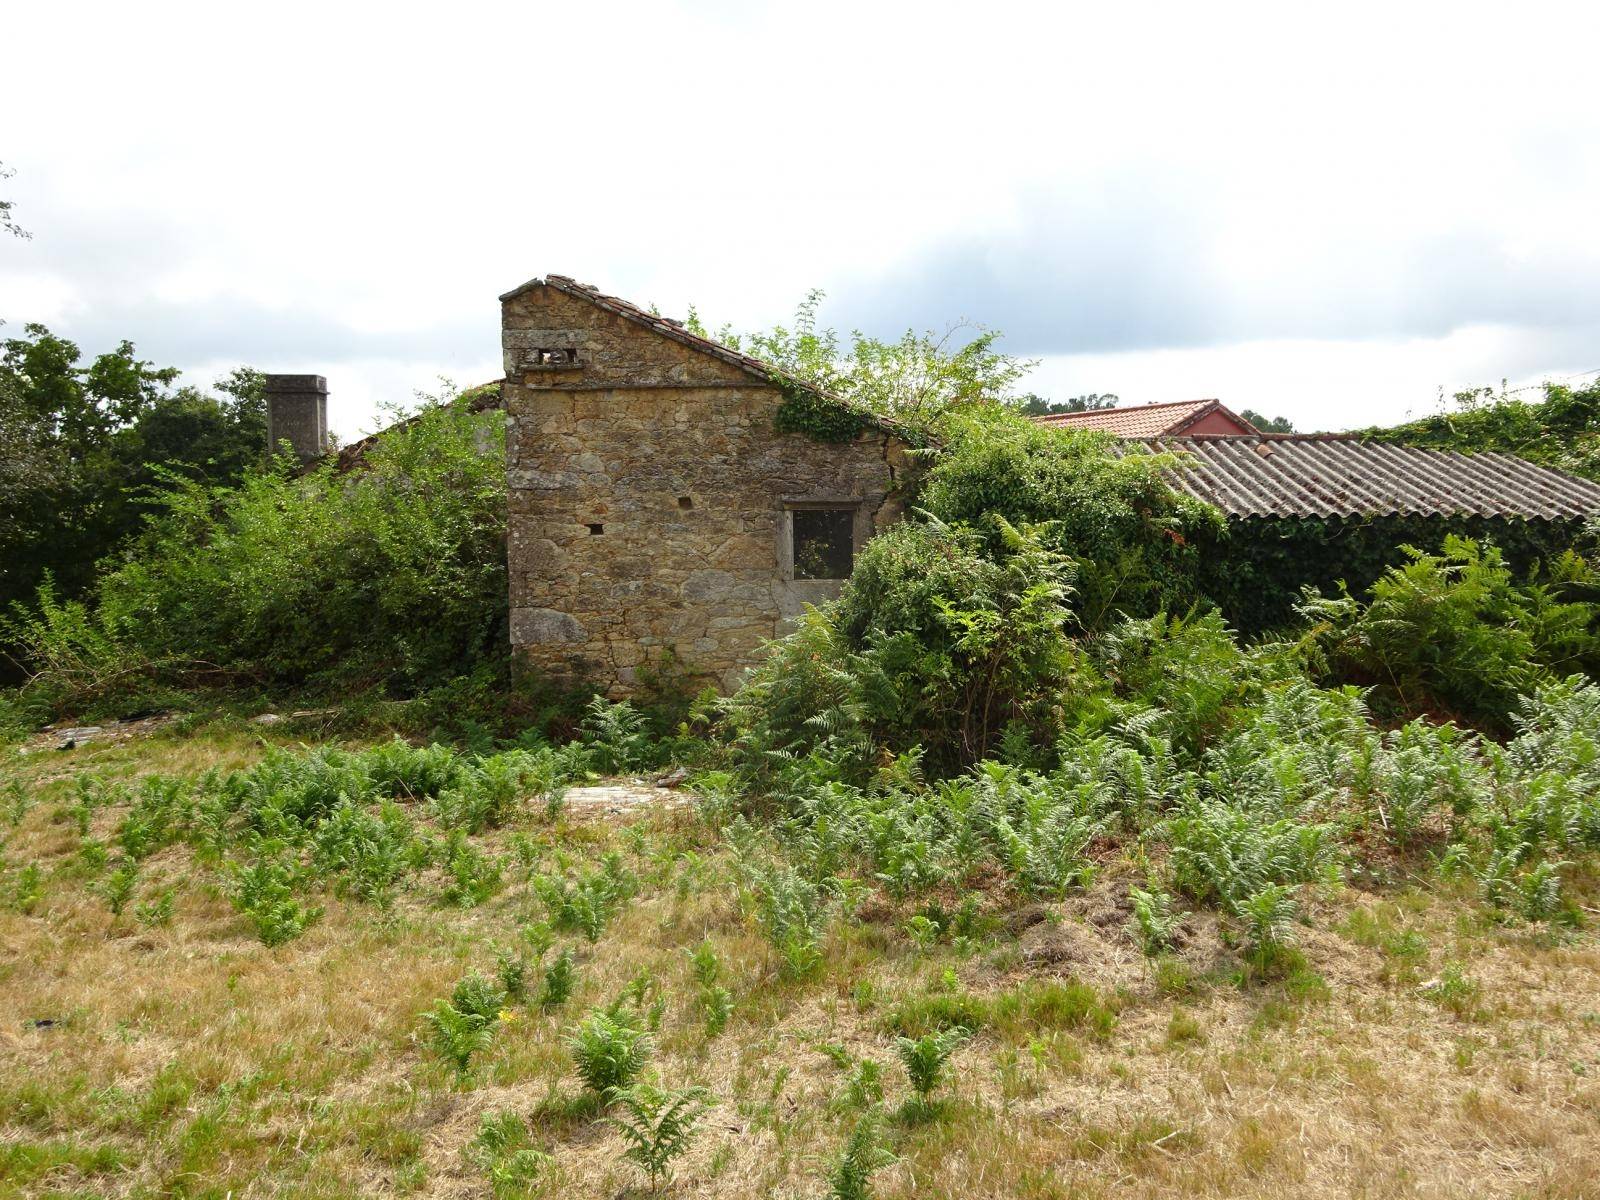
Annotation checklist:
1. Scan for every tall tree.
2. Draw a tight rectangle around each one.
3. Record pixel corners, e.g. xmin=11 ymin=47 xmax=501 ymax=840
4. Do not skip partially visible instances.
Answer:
xmin=0 ymin=325 xmax=265 ymax=617
xmin=0 ymin=160 xmax=30 ymax=240
xmin=1240 ymin=408 xmax=1295 ymax=433
xmin=1014 ymin=393 xmax=1120 ymax=417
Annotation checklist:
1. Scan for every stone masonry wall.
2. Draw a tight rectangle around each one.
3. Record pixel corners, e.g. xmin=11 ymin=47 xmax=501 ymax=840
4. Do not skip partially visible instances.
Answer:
xmin=503 ymin=281 xmax=910 ymax=692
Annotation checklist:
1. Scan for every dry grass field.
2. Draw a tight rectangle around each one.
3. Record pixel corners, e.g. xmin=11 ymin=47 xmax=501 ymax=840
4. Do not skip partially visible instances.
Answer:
xmin=4 ymin=727 xmax=1600 ymax=1199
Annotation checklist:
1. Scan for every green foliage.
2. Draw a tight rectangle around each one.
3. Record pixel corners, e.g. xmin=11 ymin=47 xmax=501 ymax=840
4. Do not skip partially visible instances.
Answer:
xmin=894 ymin=1026 xmax=970 ymax=1102
xmin=1367 ymin=377 xmax=1600 ymax=483
xmin=1128 ymin=886 xmax=1180 ymax=955
xmin=1298 ymin=536 xmax=1600 ymax=725
xmin=539 ymin=947 xmax=577 ymax=1010
xmin=581 ymin=697 xmax=655 ymax=774
xmin=1205 ymin=514 xmax=1591 ymax=633
xmin=826 ymin=1111 xmax=897 ymax=1200
xmin=533 ymin=855 xmax=636 ymax=942
xmin=229 ymin=851 xmax=321 ymax=946
xmin=603 ymin=1083 xmax=714 ymax=1191
xmin=918 ymin=406 xmax=1224 ymax=626
xmin=729 ymin=518 xmax=1090 ymax=772
xmin=568 ymin=1007 xmax=653 ymax=1097
xmin=690 ymin=288 xmax=1026 ymax=437
xmin=0 ymin=324 xmax=265 ymax=631
xmin=465 ymin=1111 xmax=551 ymax=1198
xmin=4 ymin=384 xmax=507 ymax=713
xmin=422 ymin=1000 xmax=497 ymax=1076
xmin=451 ymin=973 xmax=508 ymax=1024
xmin=95 ymin=857 xmax=139 ymax=916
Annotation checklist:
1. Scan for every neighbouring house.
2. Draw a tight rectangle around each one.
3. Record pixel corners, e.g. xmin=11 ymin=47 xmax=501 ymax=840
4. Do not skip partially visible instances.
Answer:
xmin=1036 ymin=397 xmax=1259 ymax=438
xmin=262 ymin=275 xmax=1600 ymax=690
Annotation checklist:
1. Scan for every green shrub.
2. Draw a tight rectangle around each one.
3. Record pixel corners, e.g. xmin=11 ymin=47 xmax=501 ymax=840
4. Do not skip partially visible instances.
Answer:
xmin=465 ymin=1111 xmax=551 ymax=1198
xmin=603 ymin=1083 xmax=714 ymax=1190
xmin=917 ymin=406 xmax=1223 ymax=626
xmin=1298 ymin=536 xmax=1600 ymax=725
xmin=729 ymin=518 xmax=1091 ymax=772
xmin=826 ymin=1111 xmax=897 ymax=1200
xmin=539 ymin=947 xmax=577 ymax=1010
xmin=3 ymin=387 xmax=507 ymax=712
xmin=422 ymin=1000 xmax=496 ymax=1076
xmin=894 ymin=1026 xmax=970 ymax=1106
xmin=568 ymin=1008 xmax=653 ymax=1098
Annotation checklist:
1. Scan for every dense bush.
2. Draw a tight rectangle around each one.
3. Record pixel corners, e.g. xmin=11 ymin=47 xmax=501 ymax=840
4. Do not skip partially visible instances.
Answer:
xmin=2 ymin=387 xmax=507 ymax=713
xmin=1298 ymin=536 xmax=1600 ymax=725
xmin=728 ymin=517 xmax=1091 ymax=774
xmin=917 ymin=408 xmax=1224 ymax=626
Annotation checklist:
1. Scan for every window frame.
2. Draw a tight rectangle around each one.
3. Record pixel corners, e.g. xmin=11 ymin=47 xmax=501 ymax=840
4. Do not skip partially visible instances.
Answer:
xmin=779 ymin=499 xmax=862 ymax=584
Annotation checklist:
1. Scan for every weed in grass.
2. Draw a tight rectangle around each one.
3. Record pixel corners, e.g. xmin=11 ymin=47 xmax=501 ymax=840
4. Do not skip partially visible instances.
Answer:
xmin=466 ymin=1110 xmax=552 ymax=1198
xmin=568 ymin=1008 xmax=652 ymax=1098
xmin=229 ymin=851 xmax=321 ymax=946
xmin=95 ymin=856 xmax=139 ymax=916
xmin=8 ymin=861 xmax=43 ymax=914
xmin=539 ymin=947 xmax=577 ymax=1010
xmin=826 ymin=1110 xmax=897 ymax=1200
xmin=421 ymin=1001 xmax=496 ymax=1077
xmin=895 ymin=1026 xmax=969 ymax=1114
xmin=133 ymin=888 xmax=175 ymax=927
xmin=496 ymin=948 xmax=530 ymax=1004
xmin=452 ymin=973 xmax=509 ymax=1024
xmin=603 ymin=1082 xmax=714 ymax=1191
xmin=440 ymin=831 xmax=503 ymax=908
xmin=1128 ymin=885 xmax=1180 ymax=955
xmin=1423 ymin=963 xmax=1484 ymax=1018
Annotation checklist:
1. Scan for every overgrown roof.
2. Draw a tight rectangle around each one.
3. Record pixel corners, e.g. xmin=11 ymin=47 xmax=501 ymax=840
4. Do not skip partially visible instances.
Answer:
xmin=1036 ymin=398 xmax=1257 ymax=437
xmin=1128 ymin=434 xmax=1600 ymax=521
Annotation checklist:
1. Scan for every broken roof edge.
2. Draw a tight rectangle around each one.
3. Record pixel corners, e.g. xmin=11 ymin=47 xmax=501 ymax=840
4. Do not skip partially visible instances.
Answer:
xmin=502 ymin=272 xmax=919 ymax=445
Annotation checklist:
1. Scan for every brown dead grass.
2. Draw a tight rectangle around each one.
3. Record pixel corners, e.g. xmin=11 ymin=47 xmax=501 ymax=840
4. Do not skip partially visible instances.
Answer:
xmin=3 ymin=733 xmax=1600 ymax=1199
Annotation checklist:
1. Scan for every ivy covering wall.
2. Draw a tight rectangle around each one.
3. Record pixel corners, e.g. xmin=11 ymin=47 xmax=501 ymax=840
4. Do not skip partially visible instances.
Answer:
xmin=1202 ymin=514 xmax=1594 ymax=631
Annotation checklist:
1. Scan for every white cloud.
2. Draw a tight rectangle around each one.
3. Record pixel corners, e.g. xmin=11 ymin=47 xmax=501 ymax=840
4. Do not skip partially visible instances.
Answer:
xmin=3 ymin=0 xmax=1598 ymax=438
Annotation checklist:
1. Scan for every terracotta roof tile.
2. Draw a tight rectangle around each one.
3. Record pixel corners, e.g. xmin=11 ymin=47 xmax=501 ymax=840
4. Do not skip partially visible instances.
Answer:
xmin=1035 ymin=399 xmax=1256 ymax=437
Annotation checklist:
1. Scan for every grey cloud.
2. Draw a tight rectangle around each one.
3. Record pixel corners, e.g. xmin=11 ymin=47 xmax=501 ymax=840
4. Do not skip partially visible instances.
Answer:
xmin=829 ymin=191 xmax=1600 ymax=356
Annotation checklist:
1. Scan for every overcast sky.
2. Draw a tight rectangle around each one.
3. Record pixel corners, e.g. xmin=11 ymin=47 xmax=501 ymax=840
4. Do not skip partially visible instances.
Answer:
xmin=3 ymin=1 xmax=1599 ymax=439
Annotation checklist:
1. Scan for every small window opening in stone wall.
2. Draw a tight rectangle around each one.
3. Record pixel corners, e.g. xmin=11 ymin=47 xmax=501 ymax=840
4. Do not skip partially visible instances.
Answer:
xmin=587 ymin=522 xmax=605 ymax=535
xmin=537 ymin=347 xmax=579 ymax=366
xmin=792 ymin=508 xmax=855 ymax=580
xmin=677 ymin=496 xmax=694 ymax=509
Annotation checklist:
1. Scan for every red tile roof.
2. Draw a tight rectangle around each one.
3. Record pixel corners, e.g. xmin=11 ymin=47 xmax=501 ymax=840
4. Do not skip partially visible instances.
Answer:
xmin=1036 ymin=399 xmax=1257 ymax=438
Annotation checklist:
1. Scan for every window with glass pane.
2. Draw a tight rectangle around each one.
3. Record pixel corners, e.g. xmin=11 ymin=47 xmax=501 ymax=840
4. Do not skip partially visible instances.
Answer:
xmin=792 ymin=508 xmax=855 ymax=580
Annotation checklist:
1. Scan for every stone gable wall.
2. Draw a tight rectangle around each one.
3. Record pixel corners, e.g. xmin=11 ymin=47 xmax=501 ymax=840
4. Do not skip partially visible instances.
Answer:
xmin=504 ymin=282 xmax=909 ymax=692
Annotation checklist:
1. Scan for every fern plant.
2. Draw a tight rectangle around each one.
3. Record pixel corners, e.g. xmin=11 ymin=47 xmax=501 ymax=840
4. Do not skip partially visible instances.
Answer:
xmin=540 ymin=946 xmax=577 ymax=1010
xmin=826 ymin=1111 xmax=897 ymax=1200
xmin=603 ymin=1083 xmax=714 ymax=1191
xmin=465 ymin=1110 xmax=551 ymax=1198
xmin=421 ymin=1000 xmax=496 ymax=1076
xmin=568 ymin=1007 xmax=653 ymax=1098
xmin=1127 ymin=885 xmax=1179 ymax=955
xmin=894 ymin=1026 xmax=969 ymax=1108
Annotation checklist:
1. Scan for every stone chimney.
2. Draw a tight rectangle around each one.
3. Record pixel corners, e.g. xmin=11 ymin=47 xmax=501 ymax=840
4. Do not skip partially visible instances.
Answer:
xmin=263 ymin=374 xmax=329 ymax=462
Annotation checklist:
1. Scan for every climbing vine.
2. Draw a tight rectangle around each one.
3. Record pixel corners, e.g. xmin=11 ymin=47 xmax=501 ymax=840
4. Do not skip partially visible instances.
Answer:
xmin=771 ymin=374 xmax=874 ymax=443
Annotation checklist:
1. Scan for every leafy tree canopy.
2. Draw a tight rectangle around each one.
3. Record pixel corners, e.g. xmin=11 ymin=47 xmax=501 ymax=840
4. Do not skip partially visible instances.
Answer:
xmin=686 ymin=290 xmax=1032 ymax=431
xmin=1013 ymin=393 xmax=1120 ymax=417
xmin=1366 ymin=377 xmax=1600 ymax=481
xmin=1239 ymin=408 xmax=1294 ymax=433
xmin=0 ymin=324 xmax=266 ymax=618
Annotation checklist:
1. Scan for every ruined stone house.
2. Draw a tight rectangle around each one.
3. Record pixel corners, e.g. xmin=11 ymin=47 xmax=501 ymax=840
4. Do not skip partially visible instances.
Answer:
xmin=263 ymin=273 xmax=1600 ymax=694
xmin=499 ymin=275 xmax=914 ymax=692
